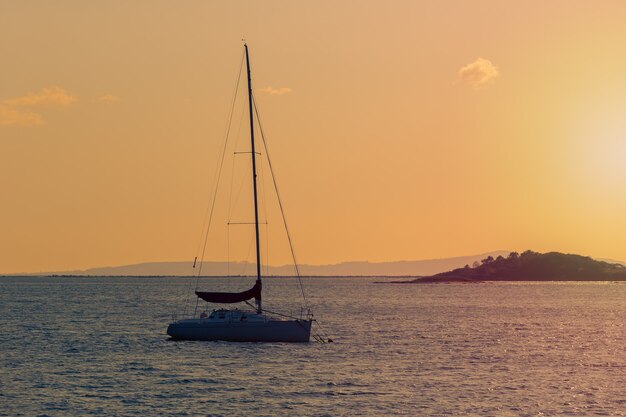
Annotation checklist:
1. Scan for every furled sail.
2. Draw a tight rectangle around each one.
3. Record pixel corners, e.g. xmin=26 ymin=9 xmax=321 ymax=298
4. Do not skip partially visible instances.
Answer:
xmin=195 ymin=280 xmax=261 ymax=304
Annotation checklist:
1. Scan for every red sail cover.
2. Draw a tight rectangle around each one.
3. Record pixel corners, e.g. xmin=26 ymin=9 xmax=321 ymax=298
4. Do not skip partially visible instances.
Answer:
xmin=195 ymin=280 xmax=261 ymax=304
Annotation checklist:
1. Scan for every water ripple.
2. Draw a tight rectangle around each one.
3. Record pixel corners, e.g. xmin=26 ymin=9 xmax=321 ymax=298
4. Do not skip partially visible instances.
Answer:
xmin=1 ymin=277 xmax=624 ymax=416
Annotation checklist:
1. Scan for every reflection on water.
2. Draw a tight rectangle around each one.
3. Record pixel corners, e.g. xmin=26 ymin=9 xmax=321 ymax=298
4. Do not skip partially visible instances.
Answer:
xmin=1 ymin=277 xmax=624 ymax=416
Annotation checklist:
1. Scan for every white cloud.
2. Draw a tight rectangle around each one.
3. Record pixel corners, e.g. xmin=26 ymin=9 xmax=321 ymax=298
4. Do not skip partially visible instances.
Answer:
xmin=98 ymin=94 xmax=121 ymax=103
xmin=258 ymin=86 xmax=293 ymax=96
xmin=1 ymin=86 xmax=77 ymax=127
xmin=0 ymin=106 xmax=43 ymax=126
xmin=458 ymin=58 xmax=499 ymax=89
xmin=4 ymin=86 xmax=77 ymax=107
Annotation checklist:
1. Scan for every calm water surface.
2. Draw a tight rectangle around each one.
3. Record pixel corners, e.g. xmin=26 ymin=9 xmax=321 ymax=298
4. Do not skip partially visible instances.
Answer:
xmin=1 ymin=276 xmax=624 ymax=416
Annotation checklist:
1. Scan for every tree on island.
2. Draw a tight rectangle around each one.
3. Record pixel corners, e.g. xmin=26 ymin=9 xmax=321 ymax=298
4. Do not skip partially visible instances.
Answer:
xmin=403 ymin=250 xmax=626 ymax=283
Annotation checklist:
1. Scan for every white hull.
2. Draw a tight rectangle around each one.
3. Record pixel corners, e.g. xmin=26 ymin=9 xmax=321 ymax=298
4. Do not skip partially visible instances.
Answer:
xmin=167 ymin=310 xmax=312 ymax=343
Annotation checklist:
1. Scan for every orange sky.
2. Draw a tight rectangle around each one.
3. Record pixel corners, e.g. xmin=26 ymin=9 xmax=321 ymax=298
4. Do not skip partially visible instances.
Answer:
xmin=2 ymin=1 xmax=626 ymax=273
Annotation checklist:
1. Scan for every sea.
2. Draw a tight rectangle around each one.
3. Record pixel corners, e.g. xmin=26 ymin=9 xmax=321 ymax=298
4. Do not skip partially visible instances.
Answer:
xmin=1 ymin=276 xmax=624 ymax=416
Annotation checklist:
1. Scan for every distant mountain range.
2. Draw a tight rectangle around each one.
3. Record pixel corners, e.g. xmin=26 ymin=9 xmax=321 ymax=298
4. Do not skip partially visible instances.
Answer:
xmin=13 ymin=251 xmax=515 ymax=277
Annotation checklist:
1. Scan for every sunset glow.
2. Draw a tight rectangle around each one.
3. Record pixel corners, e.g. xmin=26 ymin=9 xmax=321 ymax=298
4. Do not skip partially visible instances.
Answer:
xmin=2 ymin=1 xmax=626 ymax=273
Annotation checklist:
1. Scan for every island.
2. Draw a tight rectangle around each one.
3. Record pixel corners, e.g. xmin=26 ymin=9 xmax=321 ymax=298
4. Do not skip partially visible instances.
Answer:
xmin=393 ymin=251 xmax=626 ymax=283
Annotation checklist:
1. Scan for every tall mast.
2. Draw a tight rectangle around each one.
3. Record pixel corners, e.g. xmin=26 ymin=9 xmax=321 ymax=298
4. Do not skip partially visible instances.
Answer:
xmin=244 ymin=44 xmax=263 ymax=314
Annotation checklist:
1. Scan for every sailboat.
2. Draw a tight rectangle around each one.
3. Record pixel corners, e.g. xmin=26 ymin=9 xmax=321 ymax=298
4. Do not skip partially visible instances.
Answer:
xmin=167 ymin=44 xmax=313 ymax=343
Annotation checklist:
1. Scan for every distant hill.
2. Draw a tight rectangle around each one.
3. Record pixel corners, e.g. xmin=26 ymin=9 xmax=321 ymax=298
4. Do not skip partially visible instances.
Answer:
xmin=400 ymin=251 xmax=626 ymax=283
xmin=597 ymin=258 xmax=626 ymax=267
xmin=11 ymin=251 xmax=512 ymax=277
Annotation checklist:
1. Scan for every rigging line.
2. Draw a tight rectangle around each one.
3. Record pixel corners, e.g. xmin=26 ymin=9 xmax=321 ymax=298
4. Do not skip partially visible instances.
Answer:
xmin=229 ymin=162 xmax=252 ymax=225
xmin=244 ymin=301 xmax=303 ymax=321
xmin=228 ymin=98 xmax=248 ymax=222
xmin=252 ymin=93 xmax=309 ymax=310
xmin=265 ymin=222 xmax=269 ymax=282
xmin=257 ymin=148 xmax=270 ymax=278
xmin=238 ymin=230 xmax=256 ymax=277
xmin=183 ymin=52 xmax=244 ymax=317
xmin=195 ymin=49 xmax=245 ymax=264
xmin=194 ymin=49 xmax=245 ymax=292
xmin=193 ymin=51 xmax=245 ymax=317
xmin=312 ymin=319 xmax=334 ymax=343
